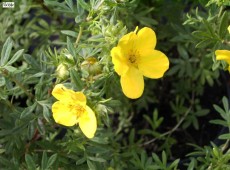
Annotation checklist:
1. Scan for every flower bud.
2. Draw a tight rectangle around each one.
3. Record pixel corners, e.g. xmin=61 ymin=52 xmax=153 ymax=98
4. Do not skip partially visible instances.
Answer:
xmin=56 ymin=63 xmax=69 ymax=79
xmin=81 ymin=57 xmax=101 ymax=76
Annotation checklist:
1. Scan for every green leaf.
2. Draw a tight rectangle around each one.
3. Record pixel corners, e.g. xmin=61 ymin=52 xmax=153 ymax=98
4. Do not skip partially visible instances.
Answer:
xmin=1 ymin=37 xmax=13 ymax=66
xmin=0 ymin=129 xmax=11 ymax=137
xmin=77 ymin=0 xmax=90 ymax=11
xmin=213 ymin=104 xmax=226 ymax=119
xmin=44 ymin=0 xmax=70 ymax=11
xmin=202 ymin=19 xmax=215 ymax=37
xmin=67 ymin=37 xmax=76 ymax=58
xmin=195 ymin=39 xmax=213 ymax=48
xmin=7 ymin=49 xmax=24 ymax=65
xmin=24 ymin=54 xmax=40 ymax=70
xmin=76 ymin=157 xmax=86 ymax=165
xmin=41 ymin=152 xmax=48 ymax=170
xmin=87 ymin=159 xmax=96 ymax=170
xmin=70 ymin=69 xmax=84 ymax=91
xmin=11 ymin=122 xmax=28 ymax=135
xmin=20 ymin=103 xmax=37 ymax=118
xmin=38 ymin=19 xmax=49 ymax=29
xmin=3 ymin=65 xmax=17 ymax=72
xmin=169 ymin=159 xmax=180 ymax=169
xmin=47 ymin=154 xmax=58 ymax=169
xmin=177 ymin=44 xmax=189 ymax=59
xmin=222 ymin=96 xmax=229 ymax=112
xmin=219 ymin=133 xmax=230 ymax=139
xmin=192 ymin=30 xmax=210 ymax=39
xmin=65 ymin=0 xmax=74 ymax=11
xmin=162 ymin=151 xmax=167 ymax=166
xmin=25 ymin=154 xmax=36 ymax=170
xmin=152 ymin=153 xmax=161 ymax=164
xmin=61 ymin=30 xmax=77 ymax=38
xmin=0 ymin=148 xmax=5 ymax=154
xmin=0 ymin=76 xmax=6 ymax=87
xmin=219 ymin=11 xmax=228 ymax=38
xmin=88 ymin=156 xmax=106 ymax=163
xmin=187 ymin=158 xmax=197 ymax=170
xmin=210 ymin=119 xmax=228 ymax=127
xmin=27 ymin=121 xmax=35 ymax=140
xmin=43 ymin=105 xmax=51 ymax=122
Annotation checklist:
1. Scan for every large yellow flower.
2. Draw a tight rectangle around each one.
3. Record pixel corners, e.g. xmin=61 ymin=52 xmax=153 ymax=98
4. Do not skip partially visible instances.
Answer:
xmin=215 ymin=50 xmax=230 ymax=72
xmin=51 ymin=84 xmax=97 ymax=138
xmin=111 ymin=27 xmax=169 ymax=99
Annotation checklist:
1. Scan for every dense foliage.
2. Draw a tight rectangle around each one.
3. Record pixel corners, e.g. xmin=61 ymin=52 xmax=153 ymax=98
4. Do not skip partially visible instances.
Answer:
xmin=0 ymin=0 xmax=230 ymax=169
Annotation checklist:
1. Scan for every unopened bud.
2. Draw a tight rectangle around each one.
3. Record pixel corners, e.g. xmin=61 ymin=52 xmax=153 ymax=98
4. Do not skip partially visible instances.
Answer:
xmin=81 ymin=57 xmax=101 ymax=76
xmin=56 ymin=63 xmax=69 ymax=79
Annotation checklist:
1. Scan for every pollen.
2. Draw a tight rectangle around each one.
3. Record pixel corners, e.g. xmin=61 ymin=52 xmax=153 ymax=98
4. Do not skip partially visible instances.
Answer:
xmin=128 ymin=49 xmax=139 ymax=67
xmin=69 ymin=103 xmax=86 ymax=118
xmin=129 ymin=54 xmax=136 ymax=63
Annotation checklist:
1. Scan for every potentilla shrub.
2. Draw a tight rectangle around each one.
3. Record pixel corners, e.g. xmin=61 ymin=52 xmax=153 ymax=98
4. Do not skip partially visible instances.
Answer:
xmin=0 ymin=0 xmax=230 ymax=169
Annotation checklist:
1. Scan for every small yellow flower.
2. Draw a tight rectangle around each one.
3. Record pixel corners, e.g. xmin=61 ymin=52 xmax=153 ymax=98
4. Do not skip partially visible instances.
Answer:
xmin=215 ymin=50 xmax=230 ymax=72
xmin=51 ymin=84 xmax=97 ymax=138
xmin=111 ymin=27 xmax=169 ymax=99
xmin=228 ymin=25 xmax=230 ymax=34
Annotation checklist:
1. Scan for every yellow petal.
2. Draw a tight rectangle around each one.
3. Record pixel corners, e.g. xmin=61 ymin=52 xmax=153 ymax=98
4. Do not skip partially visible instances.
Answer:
xmin=134 ymin=26 xmax=139 ymax=34
xmin=79 ymin=106 xmax=97 ymax=138
xmin=52 ymin=84 xmax=75 ymax=102
xmin=120 ymin=67 xmax=144 ymax=99
xmin=73 ymin=92 xmax=87 ymax=105
xmin=117 ymin=32 xmax=137 ymax=50
xmin=228 ymin=25 xmax=230 ymax=34
xmin=111 ymin=47 xmax=129 ymax=76
xmin=215 ymin=50 xmax=230 ymax=64
xmin=136 ymin=27 xmax=156 ymax=51
xmin=138 ymin=50 xmax=169 ymax=79
xmin=52 ymin=84 xmax=86 ymax=105
xmin=52 ymin=101 xmax=77 ymax=126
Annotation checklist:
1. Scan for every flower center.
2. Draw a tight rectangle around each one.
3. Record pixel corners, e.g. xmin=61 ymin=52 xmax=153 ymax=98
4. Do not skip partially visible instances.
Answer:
xmin=69 ymin=103 xmax=86 ymax=118
xmin=129 ymin=54 xmax=136 ymax=63
xmin=128 ymin=49 xmax=139 ymax=67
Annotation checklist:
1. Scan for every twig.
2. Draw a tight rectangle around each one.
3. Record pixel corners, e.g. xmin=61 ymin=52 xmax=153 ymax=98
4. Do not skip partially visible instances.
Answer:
xmin=1 ymin=69 xmax=34 ymax=99
xmin=75 ymin=26 xmax=83 ymax=47
xmin=140 ymin=92 xmax=195 ymax=146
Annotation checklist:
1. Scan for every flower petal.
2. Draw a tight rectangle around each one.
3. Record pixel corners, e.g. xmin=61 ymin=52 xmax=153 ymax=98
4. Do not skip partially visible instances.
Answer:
xmin=52 ymin=84 xmax=86 ymax=105
xmin=215 ymin=50 xmax=230 ymax=64
xmin=117 ymin=32 xmax=137 ymax=49
xmin=52 ymin=101 xmax=77 ymax=126
xmin=79 ymin=106 xmax=97 ymax=138
xmin=138 ymin=50 xmax=169 ymax=79
xmin=73 ymin=92 xmax=86 ymax=105
xmin=52 ymin=84 xmax=75 ymax=101
xmin=120 ymin=67 xmax=144 ymax=99
xmin=111 ymin=47 xmax=129 ymax=76
xmin=136 ymin=27 xmax=156 ymax=51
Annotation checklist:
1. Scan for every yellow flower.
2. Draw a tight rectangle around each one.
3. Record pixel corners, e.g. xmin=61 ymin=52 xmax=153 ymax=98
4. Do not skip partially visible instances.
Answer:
xmin=51 ymin=84 xmax=97 ymax=138
xmin=111 ymin=27 xmax=169 ymax=99
xmin=228 ymin=25 xmax=230 ymax=34
xmin=215 ymin=50 xmax=230 ymax=72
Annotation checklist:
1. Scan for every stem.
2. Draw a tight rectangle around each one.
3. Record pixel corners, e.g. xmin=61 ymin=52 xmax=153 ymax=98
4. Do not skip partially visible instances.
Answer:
xmin=141 ymin=92 xmax=195 ymax=146
xmin=1 ymin=69 xmax=34 ymax=99
xmin=75 ymin=26 xmax=83 ymax=47
xmin=221 ymin=125 xmax=230 ymax=152
xmin=221 ymin=139 xmax=229 ymax=152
